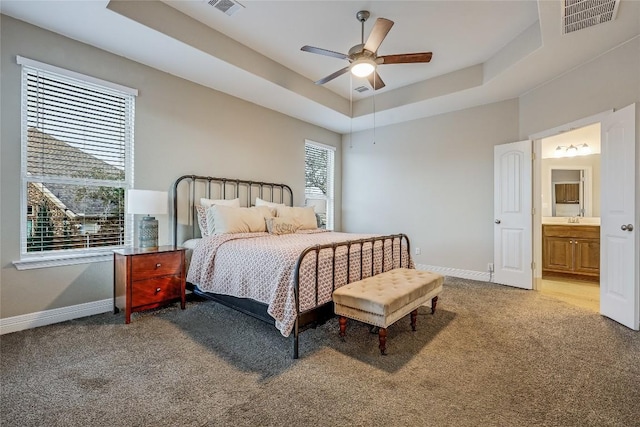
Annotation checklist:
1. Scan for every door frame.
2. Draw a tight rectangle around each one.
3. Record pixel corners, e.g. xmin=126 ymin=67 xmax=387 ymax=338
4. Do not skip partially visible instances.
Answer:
xmin=529 ymin=110 xmax=612 ymax=290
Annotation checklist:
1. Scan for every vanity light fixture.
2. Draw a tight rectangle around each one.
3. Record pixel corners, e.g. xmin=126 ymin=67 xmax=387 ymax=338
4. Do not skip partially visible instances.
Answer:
xmin=554 ymin=143 xmax=591 ymax=158
xmin=578 ymin=143 xmax=591 ymax=155
xmin=566 ymin=145 xmax=578 ymax=157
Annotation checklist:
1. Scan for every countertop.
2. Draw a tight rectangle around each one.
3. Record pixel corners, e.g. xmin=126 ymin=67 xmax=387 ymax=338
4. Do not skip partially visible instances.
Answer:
xmin=542 ymin=217 xmax=600 ymax=226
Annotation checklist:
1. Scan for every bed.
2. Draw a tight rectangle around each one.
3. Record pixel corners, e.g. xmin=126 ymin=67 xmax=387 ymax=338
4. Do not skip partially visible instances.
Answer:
xmin=172 ymin=175 xmax=412 ymax=358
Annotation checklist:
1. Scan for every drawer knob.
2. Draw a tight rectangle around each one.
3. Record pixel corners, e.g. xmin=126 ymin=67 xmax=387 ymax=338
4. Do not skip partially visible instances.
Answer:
xmin=155 ymin=263 xmax=162 ymax=268
xmin=155 ymin=287 xmax=161 ymax=294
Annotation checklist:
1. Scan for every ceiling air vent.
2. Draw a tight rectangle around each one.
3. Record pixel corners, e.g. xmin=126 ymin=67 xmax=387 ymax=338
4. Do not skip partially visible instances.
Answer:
xmin=206 ymin=0 xmax=245 ymax=16
xmin=354 ymin=86 xmax=369 ymax=93
xmin=562 ymin=0 xmax=620 ymax=34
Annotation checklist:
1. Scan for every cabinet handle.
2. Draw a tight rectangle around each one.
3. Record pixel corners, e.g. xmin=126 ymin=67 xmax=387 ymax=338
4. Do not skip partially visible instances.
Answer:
xmin=569 ymin=240 xmax=573 ymax=244
xmin=155 ymin=263 xmax=162 ymax=268
xmin=155 ymin=287 xmax=161 ymax=294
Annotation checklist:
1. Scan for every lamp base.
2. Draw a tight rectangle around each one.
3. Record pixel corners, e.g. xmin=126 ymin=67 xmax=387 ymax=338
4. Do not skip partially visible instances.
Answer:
xmin=139 ymin=216 xmax=158 ymax=248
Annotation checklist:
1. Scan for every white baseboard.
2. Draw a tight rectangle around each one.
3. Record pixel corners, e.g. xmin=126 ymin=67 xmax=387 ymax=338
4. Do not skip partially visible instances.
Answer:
xmin=0 ymin=266 xmax=488 ymax=335
xmin=0 ymin=299 xmax=113 ymax=335
xmin=416 ymin=264 xmax=491 ymax=282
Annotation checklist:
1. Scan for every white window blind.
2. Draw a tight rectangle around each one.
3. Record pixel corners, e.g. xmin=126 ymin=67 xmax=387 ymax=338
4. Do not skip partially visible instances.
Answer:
xmin=19 ymin=58 xmax=135 ymax=258
xmin=304 ymin=140 xmax=335 ymax=230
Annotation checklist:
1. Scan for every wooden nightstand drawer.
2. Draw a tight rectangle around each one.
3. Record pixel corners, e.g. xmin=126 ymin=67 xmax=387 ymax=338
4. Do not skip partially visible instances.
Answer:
xmin=113 ymin=246 xmax=186 ymax=324
xmin=131 ymin=275 xmax=182 ymax=308
xmin=131 ymin=252 xmax=182 ymax=279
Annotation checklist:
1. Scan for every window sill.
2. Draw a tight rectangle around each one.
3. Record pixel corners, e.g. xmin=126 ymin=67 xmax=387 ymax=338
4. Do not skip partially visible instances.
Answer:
xmin=13 ymin=251 xmax=114 ymax=270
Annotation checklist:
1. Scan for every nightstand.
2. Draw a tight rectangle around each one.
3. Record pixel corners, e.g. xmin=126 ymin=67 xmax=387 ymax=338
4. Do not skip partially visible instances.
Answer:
xmin=113 ymin=246 xmax=186 ymax=324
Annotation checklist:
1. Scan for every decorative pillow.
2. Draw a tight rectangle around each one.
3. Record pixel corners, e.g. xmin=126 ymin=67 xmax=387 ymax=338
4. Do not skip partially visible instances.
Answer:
xmin=265 ymin=217 xmax=300 ymax=235
xmin=195 ymin=205 xmax=209 ymax=237
xmin=275 ymin=206 xmax=317 ymax=230
xmin=200 ymin=197 xmax=240 ymax=208
xmin=206 ymin=205 xmax=273 ymax=235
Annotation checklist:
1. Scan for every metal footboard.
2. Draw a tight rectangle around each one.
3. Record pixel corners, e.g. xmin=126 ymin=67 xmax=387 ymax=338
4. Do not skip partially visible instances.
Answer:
xmin=291 ymin=233 xmax=411 ymax=359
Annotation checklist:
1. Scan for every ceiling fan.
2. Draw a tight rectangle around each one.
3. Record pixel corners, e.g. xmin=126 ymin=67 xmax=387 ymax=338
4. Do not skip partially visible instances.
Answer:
xmin=301 ymin=10 xmax=433 ymax=90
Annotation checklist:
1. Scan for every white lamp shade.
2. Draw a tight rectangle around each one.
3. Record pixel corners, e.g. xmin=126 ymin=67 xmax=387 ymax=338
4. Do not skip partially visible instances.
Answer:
xmin=126 ymin=189 xmax=168 ymax=215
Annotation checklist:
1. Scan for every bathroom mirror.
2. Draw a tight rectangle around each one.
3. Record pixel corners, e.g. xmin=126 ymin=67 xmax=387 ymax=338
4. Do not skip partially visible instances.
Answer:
xmin=540 ymin=154 xmax=600 ymax=218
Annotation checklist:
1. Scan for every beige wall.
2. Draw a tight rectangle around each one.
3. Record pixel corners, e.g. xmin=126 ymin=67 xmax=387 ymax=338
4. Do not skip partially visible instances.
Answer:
xmin=0 ymin=15 xmax=341 ymax=319
xmin=519 ymin=37 xmax=640 ymax=138
xmin=342 ymin=37 xmax=639 ymax=276
xmin=341 ymin=100 xmax=520 ymax=273
xmin=2 ymin=15 xmax=639 ymax=323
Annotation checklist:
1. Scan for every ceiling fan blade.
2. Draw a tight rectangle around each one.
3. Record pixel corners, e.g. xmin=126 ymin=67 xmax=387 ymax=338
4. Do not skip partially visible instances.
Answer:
xmin=363 ymin=18 xmax=394 ymax=54
xmin=367 ymin=71 xmax=386 ymax=90
xmin=315 ymin=66 xmax=350 ymax=85
xmin=379 ymin=52 xmax=433 ymax=64
xmin=301 ymin=45 xmax=349 ymax=60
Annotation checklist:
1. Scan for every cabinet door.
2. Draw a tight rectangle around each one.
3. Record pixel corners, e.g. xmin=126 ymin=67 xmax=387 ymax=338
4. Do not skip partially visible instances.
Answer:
xmin=543 ymin=237 xmax=573 ymax=272
xmin=555 ymin=184 xmax=566 ymax=203
xmin=574 ymin=239 xmax=600 ymax=276
xmin=565 ymin=183 xmax=580 ymax=203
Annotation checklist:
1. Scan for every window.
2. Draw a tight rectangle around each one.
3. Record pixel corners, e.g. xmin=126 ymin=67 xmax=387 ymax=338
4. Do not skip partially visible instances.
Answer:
xmin=18 ymin=57 xmax=136 ymax=265
xmin=304 ymin=140 xmax=335 ymax=230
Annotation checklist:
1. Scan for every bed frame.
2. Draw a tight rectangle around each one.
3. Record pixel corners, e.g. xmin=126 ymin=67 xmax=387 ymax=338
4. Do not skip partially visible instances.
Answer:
xmin=172 ymin=175 xmax=411 ymax=359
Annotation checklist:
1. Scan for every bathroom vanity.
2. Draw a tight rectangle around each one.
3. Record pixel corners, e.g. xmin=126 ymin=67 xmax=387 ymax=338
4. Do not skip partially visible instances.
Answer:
xmin=542 ymin=222 xmax=600 ymax=280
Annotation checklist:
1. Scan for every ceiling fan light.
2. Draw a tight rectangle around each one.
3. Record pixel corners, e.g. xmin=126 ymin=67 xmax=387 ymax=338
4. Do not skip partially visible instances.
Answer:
xmin=351 ymin=59 xmax=376 ymax=77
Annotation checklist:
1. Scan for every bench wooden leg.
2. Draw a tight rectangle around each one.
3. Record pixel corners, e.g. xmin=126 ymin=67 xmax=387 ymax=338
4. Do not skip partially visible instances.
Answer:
xmin=431 ymin=296 xmax=438 ymax=314
xmin=339 ymin=316 xmax=347 ymax=341
xmin=410 ymin=309 xmax=418 ymax=331
xmin=378 ymin=327 xmax=387 ymax=355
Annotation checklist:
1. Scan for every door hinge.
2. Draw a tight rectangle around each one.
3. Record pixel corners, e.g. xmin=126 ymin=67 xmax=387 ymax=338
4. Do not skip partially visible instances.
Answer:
xmin=532 ymin=208 xmax=535 ymax=216
xmin=531 ymin=152 xmax=536 ymax=161
xmin=531 ymin=261 xmax=535 ymax=270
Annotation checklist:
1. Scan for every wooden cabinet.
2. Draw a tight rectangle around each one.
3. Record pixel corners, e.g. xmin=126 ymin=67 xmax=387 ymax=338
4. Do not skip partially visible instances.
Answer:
xmin=555 ymin=183 xmax=580 ymax=204
xmin=542 ymin=225 xmax=599 ymax=280
xmin=113 ymin=246 xmax=186 ymax=324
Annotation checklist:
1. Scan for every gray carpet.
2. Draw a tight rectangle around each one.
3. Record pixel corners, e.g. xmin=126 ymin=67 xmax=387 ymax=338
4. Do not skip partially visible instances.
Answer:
xmin=2 ymin=277 xmax=639 ymax=427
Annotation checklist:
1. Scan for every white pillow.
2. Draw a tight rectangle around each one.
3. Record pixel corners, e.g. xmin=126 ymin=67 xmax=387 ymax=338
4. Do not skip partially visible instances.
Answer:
xmin=200 ymin=197 xmax=240 ymax=208
xmin=206 ymin=205 xmax=273 ymax=235
xmin=255 ymin=197 xmax=285 ymax=209
xmin=275 ymin=206 xmax=317 ymax=230
xmin=196 ymin=198 xmax=240 ymax=236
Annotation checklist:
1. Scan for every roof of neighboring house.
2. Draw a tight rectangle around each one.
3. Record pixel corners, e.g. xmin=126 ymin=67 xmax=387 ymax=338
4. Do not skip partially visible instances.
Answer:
xmin=27 ymin=128 xmax=124 ymax=217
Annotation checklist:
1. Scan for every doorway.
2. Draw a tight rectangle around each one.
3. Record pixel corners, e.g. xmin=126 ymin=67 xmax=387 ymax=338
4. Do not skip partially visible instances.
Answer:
xmin=536 ymin=123 xmax=602 ymax=310
xmin=498 ymin=105 xmax=637 ymax=329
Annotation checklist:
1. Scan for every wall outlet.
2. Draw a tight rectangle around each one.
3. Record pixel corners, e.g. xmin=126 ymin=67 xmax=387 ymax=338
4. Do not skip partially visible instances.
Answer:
xmin=488 ymin=263 xmax=494 ymax=273
xmin=415 ymin=247 xmax=421 ymax=255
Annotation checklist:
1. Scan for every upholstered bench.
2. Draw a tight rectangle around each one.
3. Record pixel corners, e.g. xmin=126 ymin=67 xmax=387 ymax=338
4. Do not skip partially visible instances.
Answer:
xmin=333 ymin=268 xmax=444 ymax=355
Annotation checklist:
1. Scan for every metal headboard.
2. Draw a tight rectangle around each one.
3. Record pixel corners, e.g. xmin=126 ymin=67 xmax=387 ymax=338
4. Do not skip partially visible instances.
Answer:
xmin=172 ymin=175 xmax=294 ymax=246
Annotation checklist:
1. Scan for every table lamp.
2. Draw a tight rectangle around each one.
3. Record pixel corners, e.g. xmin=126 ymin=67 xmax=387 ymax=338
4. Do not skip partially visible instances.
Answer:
xmin=126 ymin=189 xmax=168 ymax=248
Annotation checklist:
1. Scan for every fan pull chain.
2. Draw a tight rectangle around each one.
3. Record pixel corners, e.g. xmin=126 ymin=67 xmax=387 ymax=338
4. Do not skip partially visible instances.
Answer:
xmin=373 ymin=73 xmax=376 ymax=145
xmin=349 ymin=73 xmax=353 ymax=149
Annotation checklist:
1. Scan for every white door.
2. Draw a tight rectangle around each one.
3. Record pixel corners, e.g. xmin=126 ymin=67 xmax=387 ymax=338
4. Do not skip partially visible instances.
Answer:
xmin=600 ymin=104 xmax=638 ymax=330
xmin=494 ymin=140 xmax=533 ymax=289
